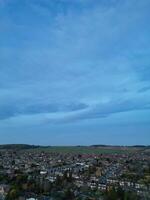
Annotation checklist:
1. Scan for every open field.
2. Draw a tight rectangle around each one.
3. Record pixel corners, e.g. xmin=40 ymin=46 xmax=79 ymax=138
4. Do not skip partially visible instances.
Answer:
xmin=0 ymin=144 xmax=148 ymax=155
xmin=30 ymin=146 xmax=142 ymax=155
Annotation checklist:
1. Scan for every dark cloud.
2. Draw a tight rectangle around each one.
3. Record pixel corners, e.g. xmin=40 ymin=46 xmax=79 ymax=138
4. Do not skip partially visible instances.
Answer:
xmin=138 ymin=86 xmax=150 ymax=93
xmin=43 ymin=98 xmax=150 ymax=124
xmin=0 ymin=102 xmax=88 ymax=120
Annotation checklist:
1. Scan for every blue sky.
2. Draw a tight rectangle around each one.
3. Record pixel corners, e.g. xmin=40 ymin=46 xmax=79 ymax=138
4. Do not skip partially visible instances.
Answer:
xmin=0 ymin=0 xmax=150 ymax=145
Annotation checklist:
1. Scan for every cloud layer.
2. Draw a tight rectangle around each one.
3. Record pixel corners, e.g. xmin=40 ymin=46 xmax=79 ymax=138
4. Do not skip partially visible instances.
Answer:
xmin=0 ymin=0 xmax=150 ymax=144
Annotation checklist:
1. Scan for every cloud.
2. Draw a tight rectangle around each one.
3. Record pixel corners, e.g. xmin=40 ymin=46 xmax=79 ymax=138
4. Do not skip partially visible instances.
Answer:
xmin=1 ymin=95 xmax=150 ymax=127
xmin=52 ymin=97 xmax=150 ymax=123
xmin=0 ymin=0 xmax=150 ymax=128
xmin=0 ymin=99 xmax=88 ymax=120
xmin=138 ymin=86 xmax=150 ymax=93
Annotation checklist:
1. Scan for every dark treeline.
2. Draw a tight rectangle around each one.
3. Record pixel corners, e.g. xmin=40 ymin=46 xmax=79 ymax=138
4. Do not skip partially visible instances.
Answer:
xmin=0 ymin=144 xmax=149 ymax=150
xmin=0 ymin=144 xmax=42 ymax=150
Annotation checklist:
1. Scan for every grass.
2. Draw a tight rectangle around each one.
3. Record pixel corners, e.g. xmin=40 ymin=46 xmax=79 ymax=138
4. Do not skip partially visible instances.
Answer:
xmin=30 ymin=146 xmax=135 ymax=155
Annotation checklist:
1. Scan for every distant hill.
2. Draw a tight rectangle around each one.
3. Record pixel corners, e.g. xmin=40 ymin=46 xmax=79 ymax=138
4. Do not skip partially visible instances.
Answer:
xmin=0 ymin=144 xmax=41 ymax=150
xmin=0 ymin=144 xmax=149 ymax=151
xmin=132 ymin=145 xmax=150 ymax=148
xmin=90 ymin=144 xmax=150 ymax=148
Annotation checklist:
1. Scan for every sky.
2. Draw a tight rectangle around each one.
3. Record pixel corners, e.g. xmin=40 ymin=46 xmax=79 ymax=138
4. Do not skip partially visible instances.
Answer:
xmin=0 ymin=0 xmax=150 ymax=145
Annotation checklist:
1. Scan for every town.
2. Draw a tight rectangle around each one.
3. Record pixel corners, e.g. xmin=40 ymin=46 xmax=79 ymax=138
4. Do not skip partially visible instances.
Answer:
xmin=0 ymin=145 xmax=149 ymax=200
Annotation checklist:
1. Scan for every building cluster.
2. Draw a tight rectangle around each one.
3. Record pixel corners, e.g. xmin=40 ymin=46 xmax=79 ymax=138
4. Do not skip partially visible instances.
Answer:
xmin=0 ymin=148 xmax=149 ymax=200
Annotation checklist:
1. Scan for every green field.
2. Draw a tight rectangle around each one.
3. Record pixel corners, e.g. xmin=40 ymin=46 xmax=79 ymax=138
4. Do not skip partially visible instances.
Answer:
xmin=31 ymin=146 xmax=136 ymax=155
xmin=0 ymin=144 xmax=146 ymax=155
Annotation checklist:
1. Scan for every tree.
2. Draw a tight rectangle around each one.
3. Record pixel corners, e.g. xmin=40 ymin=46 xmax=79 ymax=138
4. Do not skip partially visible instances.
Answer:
xmin=6 ymin=188 xmax=19 ymax=200
xmin=63 ymin=188 xmax=74 ymax=200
